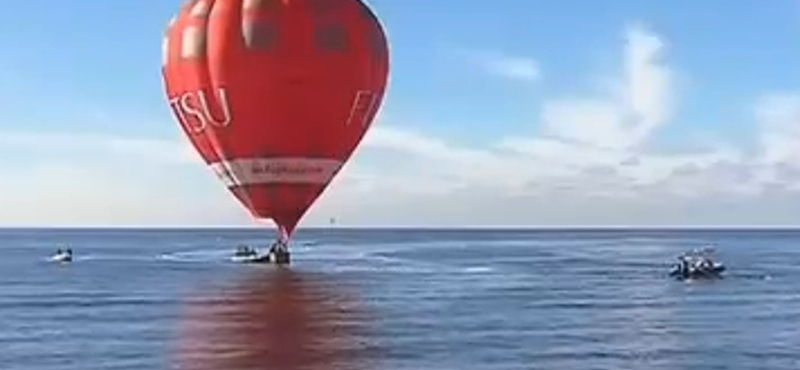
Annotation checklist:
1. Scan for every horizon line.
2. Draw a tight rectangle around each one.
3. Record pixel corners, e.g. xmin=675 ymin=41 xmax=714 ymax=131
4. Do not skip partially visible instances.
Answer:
xmin=1 ymin=225 xmax=800 ymax=231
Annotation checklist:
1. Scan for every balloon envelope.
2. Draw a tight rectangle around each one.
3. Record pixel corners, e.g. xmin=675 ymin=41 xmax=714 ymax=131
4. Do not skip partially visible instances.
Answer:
xmin=162 ymin=0 xmax=390 ymax=237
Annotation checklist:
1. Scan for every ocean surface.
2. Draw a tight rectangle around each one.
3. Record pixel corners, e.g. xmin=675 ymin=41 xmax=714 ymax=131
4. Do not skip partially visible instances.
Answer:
xmin=1 ymin=228 xmax=799 ymax=370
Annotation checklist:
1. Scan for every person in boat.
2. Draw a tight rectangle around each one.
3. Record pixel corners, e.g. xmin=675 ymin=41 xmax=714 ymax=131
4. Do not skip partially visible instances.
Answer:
xmin=268 ymin=243 xmax=277 ymax=257
xmin=678 ymin=254 xmax=701 ymax=277
xmin=268 ymin=239 xmax=290 ymax=264
xmin=54 ymin=248 xmax=71 ymax=257
xmin=678 ymin=256 xmax=689 ymax=276
xmin=690 ymin=252 xmax=712 ymax=269
xmin=235 ymin=245 xmax=255 ymax=257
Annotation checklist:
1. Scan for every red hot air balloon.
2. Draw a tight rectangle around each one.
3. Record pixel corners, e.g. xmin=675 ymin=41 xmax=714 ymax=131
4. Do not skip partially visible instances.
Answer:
xmin=161 ymin=0 xmax=390 ymax=255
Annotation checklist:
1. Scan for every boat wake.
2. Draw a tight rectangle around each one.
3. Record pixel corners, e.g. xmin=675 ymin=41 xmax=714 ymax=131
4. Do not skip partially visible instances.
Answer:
xmin=157 ymin=249 xmax=234 ymax=263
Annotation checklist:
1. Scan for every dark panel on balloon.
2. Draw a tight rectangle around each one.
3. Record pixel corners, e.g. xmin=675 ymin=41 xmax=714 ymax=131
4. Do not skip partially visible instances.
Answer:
xmin=314 ymin=24 xmax=348 ymax=52
xmin=243 ymin=20 xmax=278 ymax=50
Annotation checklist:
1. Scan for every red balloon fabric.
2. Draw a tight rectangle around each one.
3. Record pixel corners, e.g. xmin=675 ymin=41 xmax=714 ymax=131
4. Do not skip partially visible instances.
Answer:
xmin=162 ymin=0 xmax=389 ymax=238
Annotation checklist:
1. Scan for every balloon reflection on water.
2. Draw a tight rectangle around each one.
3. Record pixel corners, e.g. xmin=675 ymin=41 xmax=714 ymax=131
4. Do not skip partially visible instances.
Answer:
xmin=174 ymin=268 xmax=379 ymax=370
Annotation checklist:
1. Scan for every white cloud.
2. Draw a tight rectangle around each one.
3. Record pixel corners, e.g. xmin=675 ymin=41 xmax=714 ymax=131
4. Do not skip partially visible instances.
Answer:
xmin=462 ymin=49 xmax=540 ymax=82
xmin=754 ymin=93 xmax=800 ymax=165
xmin=0 ymin=131 xmax=200 ymax=165
xmin=2 ymin=21 xmax=800 ymax=227
xmin=0 ymin=131 xmax=242 ymax=226
xmin=339 ymin=22 xmax=800 ymax=225
xmin=535 ymin=23 xmax=674 ymax=151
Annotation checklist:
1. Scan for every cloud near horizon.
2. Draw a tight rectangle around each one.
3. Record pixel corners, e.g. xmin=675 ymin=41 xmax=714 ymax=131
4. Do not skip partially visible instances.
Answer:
xmin=1 ymin=22 xmax=799 ymax=227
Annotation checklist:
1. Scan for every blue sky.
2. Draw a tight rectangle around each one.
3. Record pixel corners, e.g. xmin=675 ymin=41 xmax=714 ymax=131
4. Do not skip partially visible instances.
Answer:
xmin=1 ymin=0 xmax=800 ymax=227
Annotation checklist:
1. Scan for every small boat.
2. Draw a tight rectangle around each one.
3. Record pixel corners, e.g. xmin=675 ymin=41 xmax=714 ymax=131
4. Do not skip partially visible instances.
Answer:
xmin=670 ymin=247 xmax=726 ymax=279
xmin=230 ymin=245 xmax=270 ymax=264
xmin=49 ymin=248 xmax=73 ymax=263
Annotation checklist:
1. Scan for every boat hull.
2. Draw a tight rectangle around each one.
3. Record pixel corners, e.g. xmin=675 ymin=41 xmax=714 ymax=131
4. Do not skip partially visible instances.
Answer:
xmin=230 ymin=254 xmax=271 ymax=264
